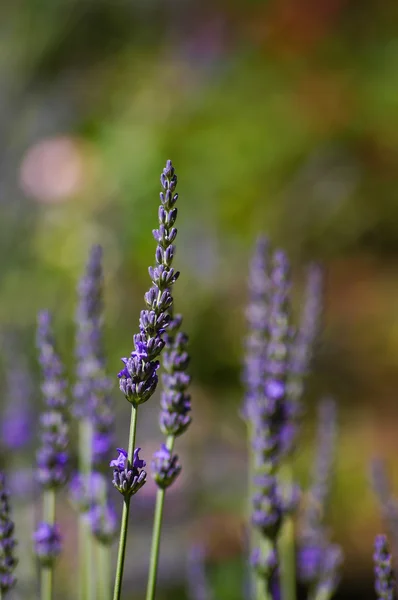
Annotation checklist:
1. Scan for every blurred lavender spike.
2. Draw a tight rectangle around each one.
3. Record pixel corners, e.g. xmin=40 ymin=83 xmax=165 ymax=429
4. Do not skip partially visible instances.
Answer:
xmin=297 ymin=398 xmax=343 ymax=598
xmin=0 ymin=332 xmax=34 ymax=451
xmin=285 ymin=263 xmax=324 ymax=455
xmin=186 ymin=545 xmax=212 ymax=600
xmin=374 ymin=535 xmax=395 ymax=600
xmin=251 ymin=249 xmax=293 ymax=593
xmin=242 ymin=235 xmax=271 ymax=423
xmin=74 ymin=244 xmax=114 ymax=467
xmin=35 ymin=310 xmax=69 ymax=490
xmin=370 ymin=459 xmax=398 ymax=589
xmin=0 ymin=473 xmax=17 ymax=594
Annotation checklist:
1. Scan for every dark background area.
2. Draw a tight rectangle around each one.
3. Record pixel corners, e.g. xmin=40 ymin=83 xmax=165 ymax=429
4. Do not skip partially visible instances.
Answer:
xmin=1 ymin=0 xmax=398 ymax=598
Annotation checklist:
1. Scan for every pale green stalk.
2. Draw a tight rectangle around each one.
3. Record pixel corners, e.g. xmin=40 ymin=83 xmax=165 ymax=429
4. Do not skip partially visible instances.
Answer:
xmin=278 ymin=463 xmax=296 ymax=600
xmin=41 ymin=489 xmax=56 ymax=600
xmin=97 ymin=542 xmax=111 ymax=600
xmin=78 ymin=418 xmax=94 ymax=600
xmin=112 ymin=406 xmax=138 ymax=600
xmin=95 ymin=478 xmax=112 ymax=600
xmin=145 ymin=435 xmax=175 ymax=600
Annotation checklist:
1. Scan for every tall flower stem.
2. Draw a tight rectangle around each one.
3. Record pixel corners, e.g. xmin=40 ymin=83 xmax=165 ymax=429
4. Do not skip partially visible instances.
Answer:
xmin=112 ymin=406 xmax=138 ymax=600
xmin=78 ymin=419 xmax=94 ymax=600
xmin=279 ymin=463 xmax=296 ymax=600
xmin=146 ymin=435 xmax=175 ymax=600
xmin=97 ymin=542 xmax=111 ymax=600
xmin=41 ymin=490 xmax=56 ymax=600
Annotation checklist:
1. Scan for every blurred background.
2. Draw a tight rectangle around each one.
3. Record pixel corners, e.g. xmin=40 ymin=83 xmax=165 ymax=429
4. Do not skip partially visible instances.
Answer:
xmin=1 ymin=0 xmax=398 ymax=598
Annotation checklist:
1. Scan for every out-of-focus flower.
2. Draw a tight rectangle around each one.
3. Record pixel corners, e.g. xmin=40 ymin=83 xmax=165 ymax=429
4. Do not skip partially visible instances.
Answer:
xmin=36 ymin=311 xmax=69 ymax=489
xmin=151 ymin=444 xmax=181 ymax=489
xmin=374 ymin=534 xmax=395 ymax=600
xmin=0 ymin=473 xmax=17 ymax=593
xmin=33 ymin=523 xmax=62 ymax=567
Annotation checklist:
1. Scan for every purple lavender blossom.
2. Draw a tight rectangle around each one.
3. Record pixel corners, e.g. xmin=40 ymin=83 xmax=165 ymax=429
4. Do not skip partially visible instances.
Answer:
xmin=110 ymin=447 xmax=147 ymax=497
xmin=284 ymin=263 xmax=323 ymax=454
xmin=151 ymin=444 xmax=181 ymax=489
xmin=248 ymin=248 xmax=296 ymax=597
xmin=118 ymin=160 xmax=180 ymax=408
xmin=371 ymin=459 xmax=398 ymax=578
xmin=186 ymin=545 xmax=213 ymax=600
xmin=242 ymin=236 xmax=270 ymax=423
xmin=69 ymin=472 xmax=107 ymax=513
xmin=73 ymin=244 xmax=114 ymax=467
xmin=1 ymin=336 xmax=34 ymax=450
xmin=159 ymin=325 xmax=192 ymax=438
xmin=0 ymin=474 xmax=17 ymax=593
xmin=86 ymin=502 xmax=118 ymax=545
xmin=36 ymin=311 xmax=69 ymax=489
xmin=297 ymin=398 xmax=342 ymax=595
xmin=374 ymin=535 xmax=395 ymax=600
xmin=33 ymin=523 xmax=62 ymax=567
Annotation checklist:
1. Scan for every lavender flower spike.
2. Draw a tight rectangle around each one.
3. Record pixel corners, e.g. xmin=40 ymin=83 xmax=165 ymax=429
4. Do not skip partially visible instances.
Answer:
xmin=297 ymin=398 xmax=342 ymax=598
xmin=0 ymin=473 xmax=17 ymax=593
xmin=284 ymin=263 xmax=323 ymax=455
xmin=33 ymin=523 xmax=62 ymax=568
xmin=242 ymin=236 xmax=271 ymax=423
xmin=151 ymin=444 xmax=181 ymax=489
xmin=36 ymin=311 xmax=69 ymax=489
xmin=118 ymin=160 xmax=180 ymax=408
xmin=110 ymin=447 xmax=147 ymax=497
xmin=73 ymin=244 xmax=114 ymax=467
xmin=374 ymin=535 xmax=395 ymax=600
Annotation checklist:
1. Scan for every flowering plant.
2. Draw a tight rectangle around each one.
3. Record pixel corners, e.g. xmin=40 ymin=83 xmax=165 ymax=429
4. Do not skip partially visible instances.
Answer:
xmin=0 ymin=161 xmax=395 ymax=600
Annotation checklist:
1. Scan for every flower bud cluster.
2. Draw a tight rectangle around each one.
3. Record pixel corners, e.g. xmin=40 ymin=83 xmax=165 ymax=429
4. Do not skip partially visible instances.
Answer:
xmin=374 ymin=535 xmax=395 ymax=600
xmin=33 ymin=523 xmax=62 ymax=568
xmin=151 ymin=444 xmax=181 ymax=489
xmin=73 ymin=245 xmax=114 ymax=467
xmin=110 ymin=448 xmax=147 ymax=498
xmin=118 ymin=161 xmax=180 ymax=407
xmin=36 ymin=311 xmax=69 ymax=489
xmin=0 ymin=474 xmax=17 ymax=593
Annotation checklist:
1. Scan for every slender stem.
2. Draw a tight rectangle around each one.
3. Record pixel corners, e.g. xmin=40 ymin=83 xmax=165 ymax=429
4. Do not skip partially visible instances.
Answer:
xmin=145 ymin=435 xmax=175 ymax=600
xmin=41 ymin=489 xmax=56 ymax=600
xmin=96 ymin=484 xmax=111 ymax=600
xmin=112 ymin=405 xmax=138 ymax=600
xmin=97 ymin=542 xmax=111 ymax=600
xmin=247 ymin=421 xmax=259 ymax=600
xmin=78 ymin=418 xmax=94 ymax=600
xmin=278 ymin=463 xmax=296 ymax=600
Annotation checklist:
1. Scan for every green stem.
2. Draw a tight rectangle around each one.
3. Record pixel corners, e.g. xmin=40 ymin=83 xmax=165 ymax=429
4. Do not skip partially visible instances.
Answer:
xmin=97 ymin=542 xmax=111 ymax=600
xmin=41 ymin=489 xmax=56 ymax=600
xmin=78 ymin=418 xmax=94 ymax=600
xmin=112 ymin=405 xmax=138 ymax=600
xmin=278 ymin=464 xmax=296 ymax=600
xmin=145 ymin=435 xmax=175 ymax=600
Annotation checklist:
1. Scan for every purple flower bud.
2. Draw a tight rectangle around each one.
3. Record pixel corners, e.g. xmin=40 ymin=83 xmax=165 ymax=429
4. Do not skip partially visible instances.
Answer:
xmin=86 ymin=502 xmax=118 ymax=546
xmin=33 ymin=522 xmax=62 ymax=567
xmin=251 ymin=545 xmax=278 ymax=578
xmin=36 ymin=311 xmax=69 ymax=490
xmin=151 ymin=444 xmax=181 ymax=489
xmin=0 ymin=474 xmax=17 ymax=593
xmin=110 ymin=447 xmax=146 ymax=497
xmin=374 ymin=535 xmax=395 ymax=600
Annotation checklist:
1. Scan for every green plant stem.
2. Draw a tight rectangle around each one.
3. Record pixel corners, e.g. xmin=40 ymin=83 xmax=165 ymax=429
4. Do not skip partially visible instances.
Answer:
xmin=278 ymin=463 xmax=296 ymax=600
xmin=78 ymin=418 xmax=94 ymax=600
xmin=41 ymin=489 xmax=56 ymax=600
xmin=112 ymin=405 xmax=138 ymax=600
xmin=97 ymin=541 xmax=111 ymax=600
xmin=145 ymin=435 xmax=175 ymax=600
